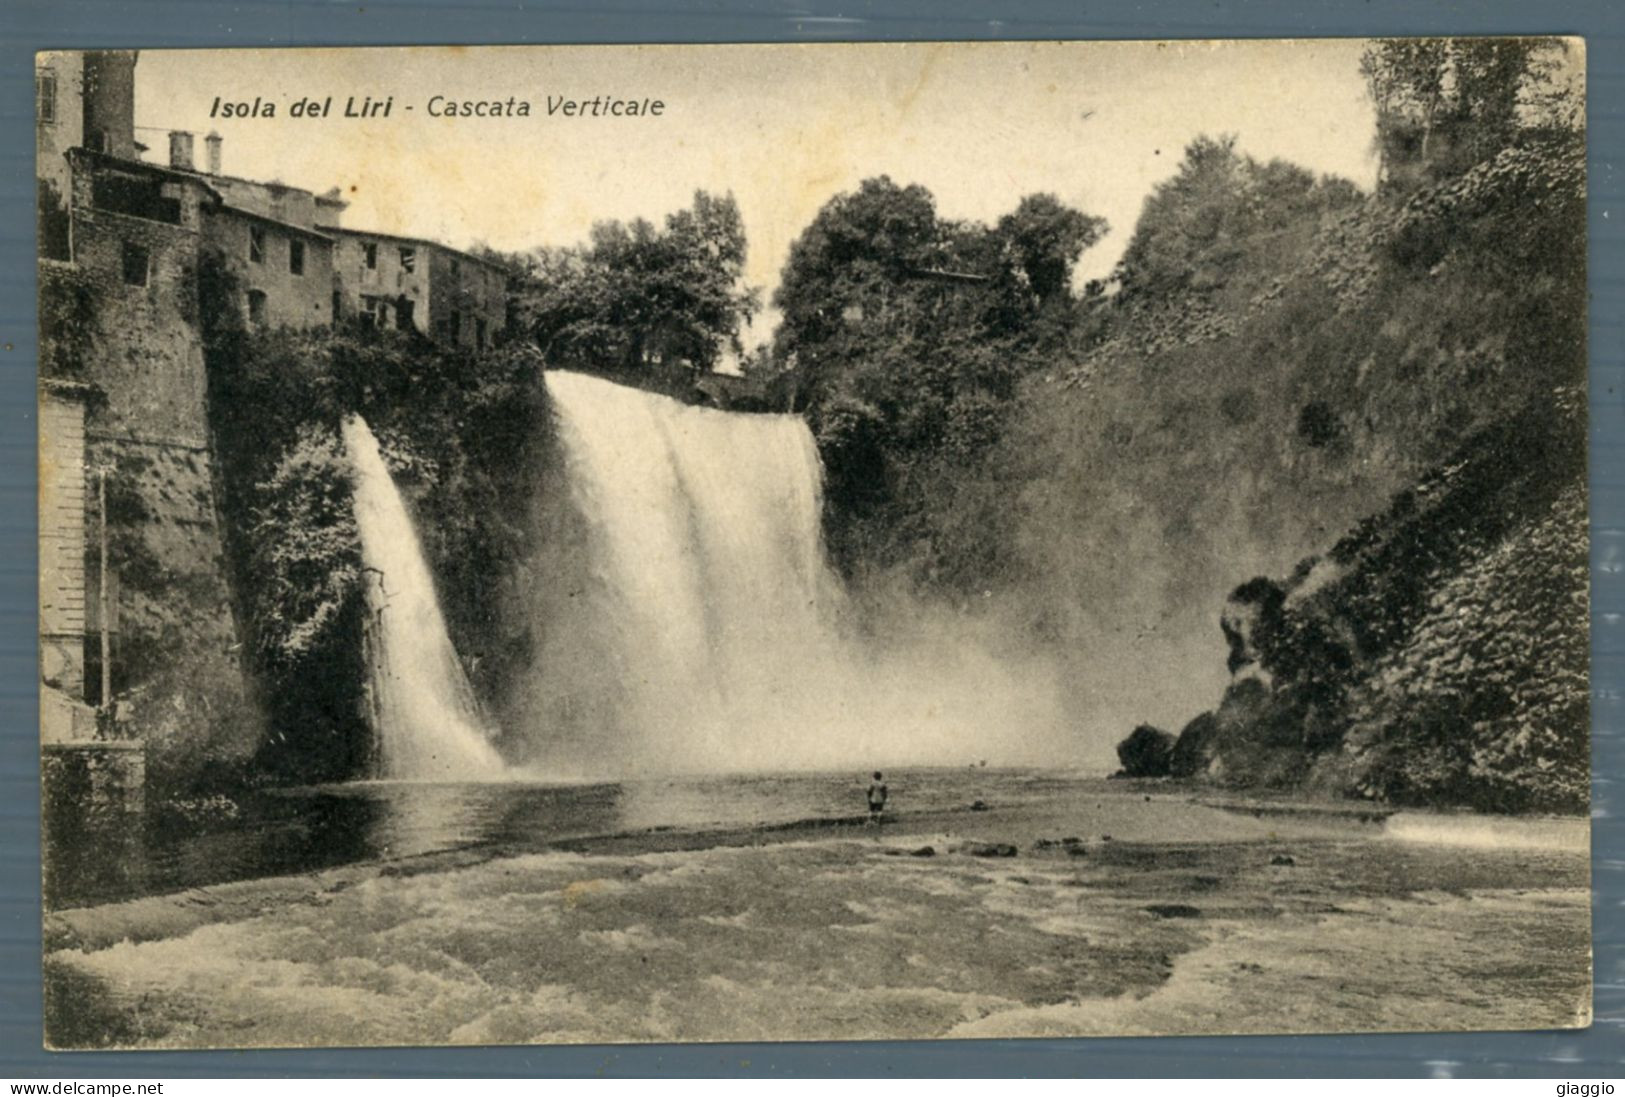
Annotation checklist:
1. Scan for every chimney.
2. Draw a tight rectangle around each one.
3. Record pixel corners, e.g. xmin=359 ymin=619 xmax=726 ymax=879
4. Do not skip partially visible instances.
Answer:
xmin=168 ymin=130 xmax=194 ymax=171
xmin=205 ymin=131 xmax=222 ymax=175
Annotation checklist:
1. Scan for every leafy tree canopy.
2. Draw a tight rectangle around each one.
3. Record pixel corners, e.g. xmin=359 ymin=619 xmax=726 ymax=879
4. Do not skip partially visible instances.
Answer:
xmin=767 ymin=175 xmax=1107 ymax=579
xmin=515 ymin=189 xmax=759 ymax=375
xmin=1116 ymin=135 xmax=1362 ymax=299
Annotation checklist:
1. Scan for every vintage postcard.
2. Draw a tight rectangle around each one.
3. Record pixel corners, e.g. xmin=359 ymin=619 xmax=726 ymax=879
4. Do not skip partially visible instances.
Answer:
xmin=36 ymin=40 xmax=1588 ymax=1048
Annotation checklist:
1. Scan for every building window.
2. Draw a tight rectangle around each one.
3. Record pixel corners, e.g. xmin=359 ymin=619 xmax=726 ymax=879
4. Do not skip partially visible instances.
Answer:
xmin=249 ymin=225 xmax=265 ymax=264
xmin=449 ymin=310 xmax=461 ymax=343
xmin=36 ymin=71 xmax=56 ymax=124
xmin=289 ymin=238 xmax=305 ymax=276
xmin=475 ymin=317 xmax=487 ymax=350
xmin=120 ymin=241 xmax=149 ymax=286
xmin=363 ymin=242 xmax=378 ymax=270
xmin=246 ymin=290 xmax=267 ymax=326
xmin=396 ymin=297 xmax=415 ymax=331
xmin=398 ymin=246 xmax=415 ymax=273
xmin=450 ymin=258 xmax=461 ymax=278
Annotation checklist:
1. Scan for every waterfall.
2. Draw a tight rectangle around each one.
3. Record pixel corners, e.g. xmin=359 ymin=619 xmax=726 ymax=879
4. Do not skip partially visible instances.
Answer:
xmin=523 ymin=371 xmax=1065 ymax=776
xmin=343 ymin=416 xmax=504 ymax=781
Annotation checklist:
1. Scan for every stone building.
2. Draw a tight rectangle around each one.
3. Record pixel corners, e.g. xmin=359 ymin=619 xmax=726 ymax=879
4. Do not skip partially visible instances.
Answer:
xmin=153 ymin=124 xmax=508 ymax=349
xmin=38 ymin=55 xmax=256 ymax=764
xmin=36 ymin=50 xmax=140 ymax=261
xmin=61 ymin=147 xmax=223 ymax=441
xmin=205 ymin=206 xmax=337 ymax=330
xmin=330 ymin=227 xmax=508 ymax=350
xmin=161 ymin=131 xmax=340 ymax=331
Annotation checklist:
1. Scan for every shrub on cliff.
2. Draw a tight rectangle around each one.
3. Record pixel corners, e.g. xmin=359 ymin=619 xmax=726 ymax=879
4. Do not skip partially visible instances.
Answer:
xmin=1115 ymin=724 xmax=1176 ymax=777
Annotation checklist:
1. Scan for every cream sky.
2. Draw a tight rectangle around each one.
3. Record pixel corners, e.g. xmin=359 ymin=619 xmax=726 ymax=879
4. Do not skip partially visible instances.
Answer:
xmin=133 ymin=41 xmax=1382 ymax=345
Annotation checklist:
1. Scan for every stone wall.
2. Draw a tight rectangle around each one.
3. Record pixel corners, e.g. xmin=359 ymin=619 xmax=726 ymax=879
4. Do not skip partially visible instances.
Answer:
xmin=204 ymin=208 xmax=335 ymax=330
xmin=427 ymin=246 xmax=506 ymax=350
xmin=40 ymin=381 xmax=90 ymax=699
xmin=41 ymin=741 xmax=144 ymax=908
xmin=332 ymin=229 xmax=432 ymax=335
xmin=58 ymin=149 xmax=262 ymax=774
xmin=66 ymin=150 xmax=214 ymax=445
xmin=80 ymin=428 xmax=261 ymax=776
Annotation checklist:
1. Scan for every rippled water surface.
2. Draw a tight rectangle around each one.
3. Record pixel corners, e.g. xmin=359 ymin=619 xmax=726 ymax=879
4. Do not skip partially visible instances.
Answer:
xmin=47 ymin=768 xmax=1100 ymax=909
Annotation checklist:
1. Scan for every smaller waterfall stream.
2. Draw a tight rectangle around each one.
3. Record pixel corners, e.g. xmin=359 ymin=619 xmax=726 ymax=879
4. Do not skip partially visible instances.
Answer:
xmin=344 ymin=416 xmax=504 ymax=780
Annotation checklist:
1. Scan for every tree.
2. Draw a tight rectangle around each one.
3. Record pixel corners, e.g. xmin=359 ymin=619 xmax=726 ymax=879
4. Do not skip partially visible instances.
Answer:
xmin=1116 ymin=135 xmax=1245 ymax=297
xmin=1116 ymin=136 xmax=1359 ymax=298
xmin=774 ymin=176 xmax=941 ymax=377
xmin=1361 ymin=37 xmax=1580 ymax=189
xmin=772 ymin=176 xmax=1107 ymax=582
xmin=1360 ymin=39 xmax=1451 ymax=167
xmin=993 ymin=193 xmax=1107 ymax=303
xmin=516 ymin=190 xmax=758 ymax=374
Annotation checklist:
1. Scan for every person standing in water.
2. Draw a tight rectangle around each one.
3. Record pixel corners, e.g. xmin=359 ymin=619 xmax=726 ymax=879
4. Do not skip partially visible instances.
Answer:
xmin=866 ymin=772 xmax=889 ymax=826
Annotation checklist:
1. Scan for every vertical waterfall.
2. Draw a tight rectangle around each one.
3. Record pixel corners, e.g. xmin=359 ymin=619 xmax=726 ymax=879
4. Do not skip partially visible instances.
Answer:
xmin=344 ymin=416 xmax=504 ymax=780
xmin=526 ymin=369 xmax=1066 ymax=778
xmin=531 ymin=370 xmax=852 ymax=773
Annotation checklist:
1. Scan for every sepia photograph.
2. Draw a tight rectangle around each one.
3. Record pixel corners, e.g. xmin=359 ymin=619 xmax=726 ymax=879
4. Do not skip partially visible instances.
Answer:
xmin=35 ymin=38 xmax=1589 ymax=1049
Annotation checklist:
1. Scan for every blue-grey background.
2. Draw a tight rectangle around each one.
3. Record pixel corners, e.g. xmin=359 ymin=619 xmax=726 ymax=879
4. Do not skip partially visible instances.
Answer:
xmin=0 ymin=0 xmax=1619 ymax=1078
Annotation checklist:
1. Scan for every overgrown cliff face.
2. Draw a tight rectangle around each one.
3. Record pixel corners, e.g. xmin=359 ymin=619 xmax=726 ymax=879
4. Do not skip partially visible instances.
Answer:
xmin=768 ymin=46 xmax=1584 ymax=795
xmin=990 ymin=127 xmax=1586 ymax=772
xmin=1178 ymin=390 xmax=1587 ymax=812
xmin=1340 ymin=473 xmax=1587 ymax=811
xmin=40 ymin=234 xmax=260 ymax=798
xmin=1058 ymin=119 xmax=1586 ymax=808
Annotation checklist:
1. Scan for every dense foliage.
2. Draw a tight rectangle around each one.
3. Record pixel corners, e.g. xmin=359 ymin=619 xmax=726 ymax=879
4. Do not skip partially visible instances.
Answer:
xmin=767 ymin=177 xmax=1105 ymax=582
xmin=514 ymin=190 xmax=759 ymax=377
xmin=1200 ymin=390 xmax=1587 ymax=810
xmin=1362 ymin=38 xmax=1581 ymax=190
xmin=1115 ymin=135 xmax=1361 ymax=302
xmin=1069 ymin=38 xmax=1589 ymax=809
xmin=38 ymin=258 xmax=97 ymax=383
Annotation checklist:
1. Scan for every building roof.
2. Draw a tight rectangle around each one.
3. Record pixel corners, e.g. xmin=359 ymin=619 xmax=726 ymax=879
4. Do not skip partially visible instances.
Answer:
xmin=179 ymin=168 xmax=312 ymax=194
xmin=326 ymin=225 xmax=509 ymax=273
xmin=66 ymin=147 xmax=224 ymax=205
xmin=210 ymin=203 xmax=335 ymax=243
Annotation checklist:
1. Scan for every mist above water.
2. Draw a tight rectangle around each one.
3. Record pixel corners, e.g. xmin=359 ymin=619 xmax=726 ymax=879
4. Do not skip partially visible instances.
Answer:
xmin=514 ymin=371 xmax=1070 ymax=777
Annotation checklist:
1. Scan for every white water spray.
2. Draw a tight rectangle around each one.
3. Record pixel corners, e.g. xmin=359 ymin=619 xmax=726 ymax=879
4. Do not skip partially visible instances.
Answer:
xmin=522 ymin=371 xmax=1065 ymax=776
xmin=344 ymin=416 xmax=504 ymax=780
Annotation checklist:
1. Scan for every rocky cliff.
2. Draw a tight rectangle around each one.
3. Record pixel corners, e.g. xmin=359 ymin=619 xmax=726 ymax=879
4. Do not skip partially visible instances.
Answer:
xmin=1163 ymin=388 xmax=1587 ymax=812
